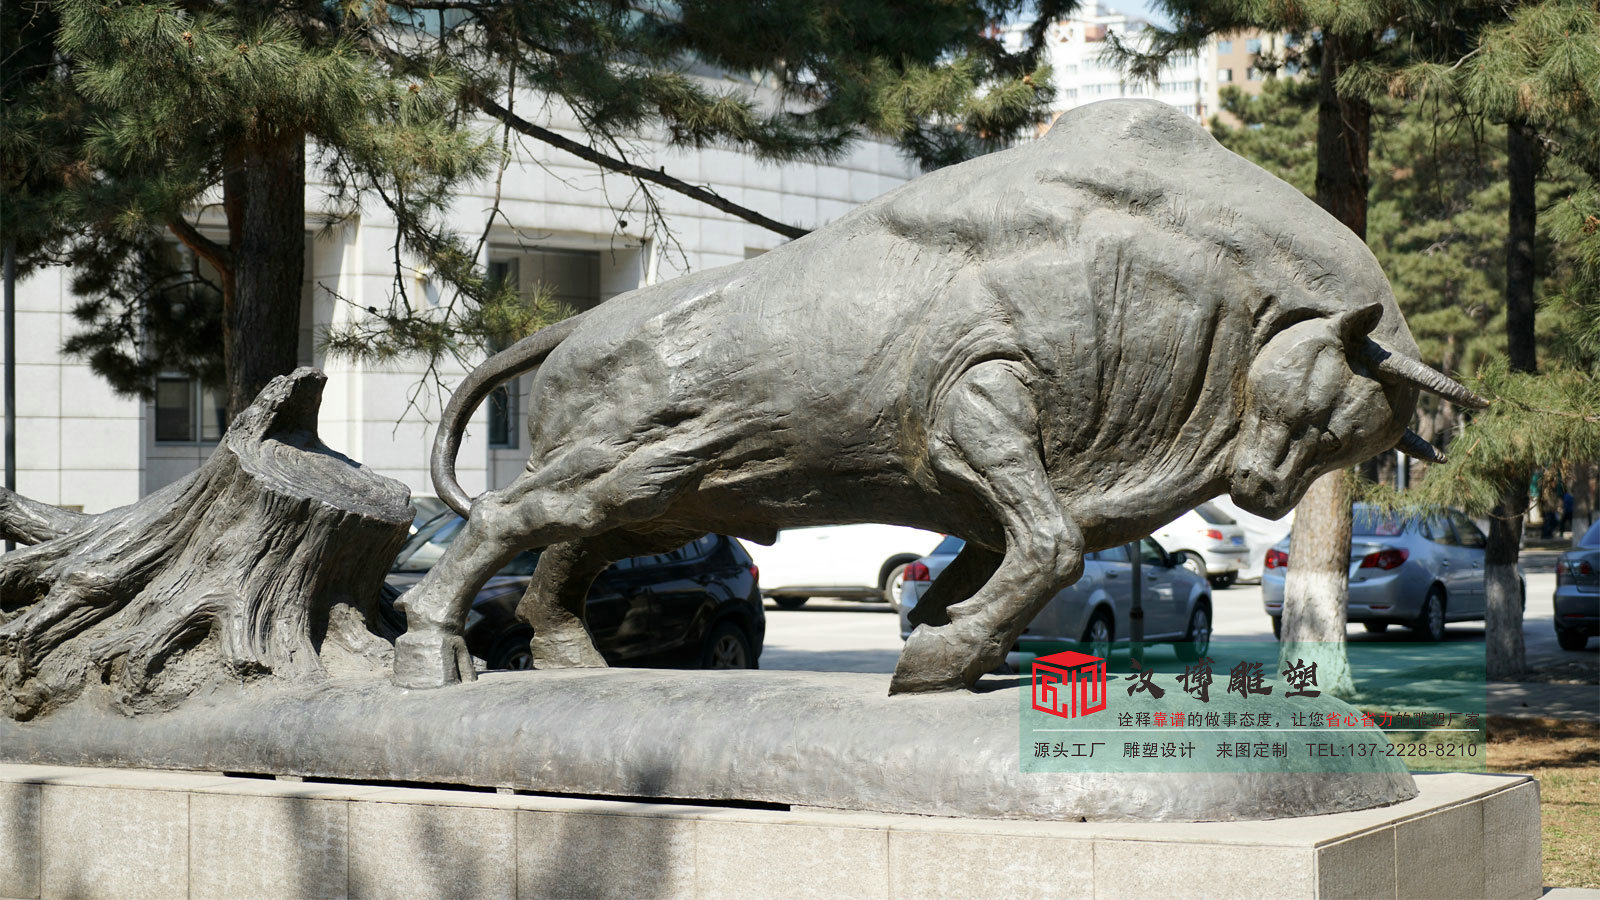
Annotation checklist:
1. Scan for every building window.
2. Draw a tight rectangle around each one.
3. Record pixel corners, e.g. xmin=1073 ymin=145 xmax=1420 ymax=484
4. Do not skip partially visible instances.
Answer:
xmin=1218 ymin=40 xmax=1233 ymax=54
xmin=155 ymin=376 xmax=227 ymax=443
xmin=1218 ymin=68 xmax=1232 ymax=82
xmin=1246 ymin=38 xmax=1262 ymax=53
xmin=1247 ymin=67 xmax=1263 ymax=81
xmin=487 ymin=381 xmax=517 ymax=449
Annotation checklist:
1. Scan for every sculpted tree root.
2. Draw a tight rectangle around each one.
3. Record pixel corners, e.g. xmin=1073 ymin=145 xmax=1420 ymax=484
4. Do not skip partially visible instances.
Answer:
xmin=0 ymin=368 xmax=412 ymax=720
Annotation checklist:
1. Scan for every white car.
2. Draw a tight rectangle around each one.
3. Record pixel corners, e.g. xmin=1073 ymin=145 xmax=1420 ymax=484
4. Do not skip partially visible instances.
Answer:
xmin=1151 ymin=502 xmax=1250 ymax=589
xmin=1206 ymin=495 xmax=1293 ymax=583
xmin=745 ymin=525 xmax=944 ymax=609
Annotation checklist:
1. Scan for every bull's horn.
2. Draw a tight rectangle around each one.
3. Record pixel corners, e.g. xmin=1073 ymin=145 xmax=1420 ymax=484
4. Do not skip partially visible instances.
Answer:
xmin=1395 ymin=429 xmax=1447 ymax=464
xmin=1357 ymin=340 xmax=1489 ymax=409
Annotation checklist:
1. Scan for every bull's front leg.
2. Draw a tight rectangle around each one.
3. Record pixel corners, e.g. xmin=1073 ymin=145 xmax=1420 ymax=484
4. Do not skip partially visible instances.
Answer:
xmin=890 ymin=359 xmax=1084 ymax=695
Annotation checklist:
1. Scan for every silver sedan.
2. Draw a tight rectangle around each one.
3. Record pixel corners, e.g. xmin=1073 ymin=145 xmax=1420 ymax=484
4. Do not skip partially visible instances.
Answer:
xmin=1262 ymin=504 xmax=1525 ymax=641
xmin=1554 ymin=521 xmax=1598 ymax=651
xmin=898 ymin=535 xmax=1213 ymax=661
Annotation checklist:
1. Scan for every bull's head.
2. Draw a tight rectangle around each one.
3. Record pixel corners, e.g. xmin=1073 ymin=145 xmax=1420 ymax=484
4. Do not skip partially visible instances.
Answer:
xmin=1230 ymin=302 xmax=1486 ymax=518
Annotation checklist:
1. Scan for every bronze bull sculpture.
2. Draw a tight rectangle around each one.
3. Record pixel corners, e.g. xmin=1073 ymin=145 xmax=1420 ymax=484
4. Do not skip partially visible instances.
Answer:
xmin=393 ymin=99 xmax=1484 ymax=694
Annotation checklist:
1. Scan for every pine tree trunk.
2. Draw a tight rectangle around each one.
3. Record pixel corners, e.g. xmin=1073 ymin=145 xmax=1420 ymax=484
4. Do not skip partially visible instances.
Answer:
xmin=1277 ymin=32 xmax=1373 ymax=698
xmin=1281 ymin=470 xmax=1357 ymax=696
xmin=222 ymin=136 xmax=307 ymax=421
xmin=0 ymin=369 xmax=410 ymax=721
xmin=1485 ymin=118 xmax=1541 ymax=681
xmin=1314 ymin=34 xmax=1372 ymax=242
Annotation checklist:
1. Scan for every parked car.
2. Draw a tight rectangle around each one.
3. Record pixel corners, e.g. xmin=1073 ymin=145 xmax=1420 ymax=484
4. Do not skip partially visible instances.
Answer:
xmin=1205 ymin=495 xmax=1293 ymax=583
xmin=385 ymin=514 xmax=765 ymax=669
xmin=1152 ymin=502 xmax=1251 ymax=589
xmin=1261 ymin=504 xmax=1524 ymax=641
xmin=408 ymin=497 xmax=449 ymax=534
xmin=898 ymin=535 xmax=1212 ymax=661
xmin=745 ymin=524 xmax=943 ymax=610
xmin=1554 ymin=521 xmax=1599 ymax=651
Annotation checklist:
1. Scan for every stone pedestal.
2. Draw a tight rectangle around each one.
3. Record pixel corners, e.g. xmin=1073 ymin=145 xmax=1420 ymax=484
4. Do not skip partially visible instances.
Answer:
xmin=0 ymin=764 xmax=1539 ymax=899
xmin=0 ymin=670 xmax=1417 ymax=823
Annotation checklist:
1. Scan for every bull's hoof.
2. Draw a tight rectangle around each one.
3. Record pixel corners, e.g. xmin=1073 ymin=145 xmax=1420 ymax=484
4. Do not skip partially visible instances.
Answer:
xmin=888 ymin=626 xmax=981 ymax=695
xmin=394 ymin=629 xmax=477 ymax=689
xmin=530 ymin=628 xmax=608 ymax=669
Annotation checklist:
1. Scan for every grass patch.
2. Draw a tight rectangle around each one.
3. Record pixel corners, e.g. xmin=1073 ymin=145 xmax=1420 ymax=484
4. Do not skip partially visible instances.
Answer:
xmin=1488 ymin=715 xmax=1600 ymax=889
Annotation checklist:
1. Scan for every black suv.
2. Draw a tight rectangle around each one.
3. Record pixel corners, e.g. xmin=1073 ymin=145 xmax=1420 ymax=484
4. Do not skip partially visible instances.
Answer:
xmin=385 ymin=515 xmax=765 ymax=670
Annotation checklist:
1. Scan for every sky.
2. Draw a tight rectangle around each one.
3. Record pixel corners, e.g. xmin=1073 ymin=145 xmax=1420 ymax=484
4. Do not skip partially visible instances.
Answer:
xmin=1111 ymin=0 xmax=1171 ymax=26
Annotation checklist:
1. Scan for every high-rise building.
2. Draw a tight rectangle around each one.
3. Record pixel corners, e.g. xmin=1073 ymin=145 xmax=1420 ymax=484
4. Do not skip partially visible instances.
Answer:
xmin=1000 ymin=5 xmax=1216 ymax=130
xmin=1208 ymin=30 xmax=1299 ymax=127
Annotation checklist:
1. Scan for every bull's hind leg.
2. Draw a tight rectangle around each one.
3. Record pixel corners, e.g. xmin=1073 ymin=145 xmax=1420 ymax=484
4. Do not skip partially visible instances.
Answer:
xmin=890 ymin=360 xmax=1084 ymax=695
xmin=517 ymin=528 xmax=701 ymax=669
xmin=394 ymin=445 xmax=708 ymax=688
xmin=905 ymin=542 xmax=1003 ymax=630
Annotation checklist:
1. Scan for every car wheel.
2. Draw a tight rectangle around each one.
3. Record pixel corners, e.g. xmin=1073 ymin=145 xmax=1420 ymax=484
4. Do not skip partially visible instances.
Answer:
xmin=1413 ymin=588 xmax=1447 ymax=642
xmin=773 ymin=595 xmax=808 ymax=610
xmin=1178 ymin=551 xmax=1206 ymax=579
xmin=1176 ymin=605 xmax=1211 ymax=661
xmin=1081 ymin=611 xmax=1114 ymax=660
xmin=1207 ymin=572 xmax=1237 ymax=589
xmin=1363 ymin=622 xmax=1390 ymax=634
xmin=883 ymin=563 xmax=909 ymax=609
xmin=1556 ymin=627 xmax=1591 ymax=652
xmin=491 ymin=631 xmax=536 ymax=671
xmin=701 ymin=621 xmax=755 ymax=669
xmin=1270 ymin=616 xmax=1281 ymax=640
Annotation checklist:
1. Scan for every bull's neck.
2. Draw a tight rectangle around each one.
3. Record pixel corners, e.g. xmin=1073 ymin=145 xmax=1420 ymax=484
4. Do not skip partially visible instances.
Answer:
xmin=1062 ymin=388 xmax=1239 ymax=548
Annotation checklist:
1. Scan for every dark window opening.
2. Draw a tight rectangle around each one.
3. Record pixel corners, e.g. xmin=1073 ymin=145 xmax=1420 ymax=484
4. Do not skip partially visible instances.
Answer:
xmin=488 ymin=385 xmax=516 ymax=449
xmin=155 ymin=376 xmax=227 ymax=444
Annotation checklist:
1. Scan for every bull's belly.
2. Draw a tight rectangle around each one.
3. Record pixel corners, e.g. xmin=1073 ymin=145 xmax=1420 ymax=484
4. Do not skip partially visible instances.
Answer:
xmin=668 ymin=455 xmax=996 ymax=543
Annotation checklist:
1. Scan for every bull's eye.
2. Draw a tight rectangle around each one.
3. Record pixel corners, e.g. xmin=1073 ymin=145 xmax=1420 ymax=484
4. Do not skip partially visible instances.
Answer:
xmin=1318 ymin=431 xmax=1343 ymax=453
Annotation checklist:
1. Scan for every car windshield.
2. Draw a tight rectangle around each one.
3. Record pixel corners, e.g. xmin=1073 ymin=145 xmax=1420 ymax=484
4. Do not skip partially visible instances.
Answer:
xmin=1194 ymin=501 xmax=1236 ymax=525
xmin=933 ymin=535 xmax=965 ymax=555
xmin=1580 ymin=521 xmax=1600 ymax=549
xmin=1352 ymin=508 xmax=1409 ymax=537
xmin=393 ymin=515 xmax=465 ymax=572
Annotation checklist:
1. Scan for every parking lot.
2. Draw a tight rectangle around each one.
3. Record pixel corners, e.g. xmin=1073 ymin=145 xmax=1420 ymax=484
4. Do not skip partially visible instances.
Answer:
xmin=760 ymin=567 xmax=1581 ymax=675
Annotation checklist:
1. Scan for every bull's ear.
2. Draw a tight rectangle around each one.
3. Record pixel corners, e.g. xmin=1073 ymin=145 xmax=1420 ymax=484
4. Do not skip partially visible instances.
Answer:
xmin=1337 ymin=302 xmax=1385 ymax=346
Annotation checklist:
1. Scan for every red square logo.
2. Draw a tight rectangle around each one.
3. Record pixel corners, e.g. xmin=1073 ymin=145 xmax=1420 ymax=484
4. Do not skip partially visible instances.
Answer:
xmin=1031 ymin=650 xmax=1108 ymax=720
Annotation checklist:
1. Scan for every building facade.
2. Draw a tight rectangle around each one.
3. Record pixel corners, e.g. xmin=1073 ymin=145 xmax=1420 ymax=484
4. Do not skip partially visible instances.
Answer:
xmin=2 ymin=98 xmax=917 ymax=513
xmin=1001 ymin=4 xmax=1217 ymax=127
xmin=1000 ymin=7 xmax=1293 ymax=133
xmin=1209 ymin=30 xmax=1298 ymax=126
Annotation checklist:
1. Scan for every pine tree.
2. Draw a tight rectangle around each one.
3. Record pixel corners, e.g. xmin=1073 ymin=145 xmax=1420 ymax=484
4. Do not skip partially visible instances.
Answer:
xmin=3 ymin=0 xmax=1067 ymax=417
xmin=1392 ymin=0 xmax=1600 ymax=677
xmin=1204 ymin=2 xmax=1600 ymax=679
xmin=3 ymin=0 xmax=492 ymax=416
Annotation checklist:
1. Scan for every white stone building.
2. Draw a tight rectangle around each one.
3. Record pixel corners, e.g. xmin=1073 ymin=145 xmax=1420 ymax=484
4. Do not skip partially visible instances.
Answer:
xmin=1001 ymin=4 xmax=1217 ymax=128
xmin=2 ymin=97 xmax=917 ymax=513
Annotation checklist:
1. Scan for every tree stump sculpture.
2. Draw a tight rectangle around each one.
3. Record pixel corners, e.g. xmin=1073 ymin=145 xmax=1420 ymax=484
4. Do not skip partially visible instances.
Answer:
xmin=0 ymin=368 xmax=411 ymax=720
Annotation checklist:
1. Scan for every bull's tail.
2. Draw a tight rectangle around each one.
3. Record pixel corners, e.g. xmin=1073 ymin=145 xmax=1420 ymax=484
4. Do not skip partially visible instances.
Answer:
xmin=431 ymin=313 xmax=587 ymax=517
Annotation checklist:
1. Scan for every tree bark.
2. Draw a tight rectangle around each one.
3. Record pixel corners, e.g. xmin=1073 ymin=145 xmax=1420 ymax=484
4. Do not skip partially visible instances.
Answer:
xmin=1314 ymin=34 xmax=1372 ymax=242
xmin=0 ymin=369 xmax=410 ymax=721
xmin=221 ymin=136 xmax=307 ymax=420
xmin=1485 ymin=118 xmax=1541 ymax=681
xmin=1277 ymin=32 xmax=1373 ymax=697
xmin=1281 ymin=470 xmax=1357 ymax=696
